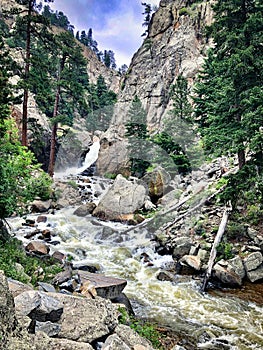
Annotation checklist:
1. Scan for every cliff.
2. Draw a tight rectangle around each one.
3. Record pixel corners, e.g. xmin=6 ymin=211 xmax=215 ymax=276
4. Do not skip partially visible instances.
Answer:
xmin=97 ymin=0 xmax=213 ymax=175
xmin=111 ymin=0 xmax=213 ymax=131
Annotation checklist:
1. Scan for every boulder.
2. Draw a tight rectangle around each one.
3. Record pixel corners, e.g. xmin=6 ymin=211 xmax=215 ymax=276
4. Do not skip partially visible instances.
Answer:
xmin=246 ymin=265 xmax=263 ymax=283
xmin=213 ymin=261 xmax=242 ymax=287
xmin=31 ymin=200 xmax=52 ymax=213
xmin=172 ymin=237 xmax=193 ymax=259
xmin=114 ymin=324 xmax=153 ymax=349
xmin=25 ymin=241 xmax=50 ymax=255
xmin=0 ymin=271 xmax=17 ymax=347
xmin=50 ymin=293 xmax=119 ymax=343
xmin=78 ymin=271 xmax=127 ymax=299
xmin=243 ymin=252 xmax=263 ymax=272
xmin=8 ymin=278 xmax=34 ymax=298
xmin=179 ymin=255 xmax=201 ymax=271
xmin=227 ymin=256 xmax=246 ymax=279
xmin=101 ymin=334 xmax=130 ymax=350
xmin=73 ymin=203 xmax=97 ymax=216
xmin=93 ymin=174 xmax=148 ymax=221
xmin=35 ymin=320 xmax=61 ymax=337
xmin=14 ymin=291 xmax=63 ymax=322
xmin=142 ymin=166 xmax=171 ymax=201
xmin=33 ymin=331 xmax=94 ymax=350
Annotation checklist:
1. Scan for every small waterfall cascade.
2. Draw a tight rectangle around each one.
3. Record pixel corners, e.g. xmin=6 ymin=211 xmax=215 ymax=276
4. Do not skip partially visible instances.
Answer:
xmin=54 ymin=137 xmax=100 ymax=178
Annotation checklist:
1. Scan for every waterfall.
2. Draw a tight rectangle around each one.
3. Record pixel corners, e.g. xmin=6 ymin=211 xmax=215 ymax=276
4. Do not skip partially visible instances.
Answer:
xmin=77 ymin=141 xmax=100 ymax=175
xmin=54 ymin=139 xmax=100 ymax=178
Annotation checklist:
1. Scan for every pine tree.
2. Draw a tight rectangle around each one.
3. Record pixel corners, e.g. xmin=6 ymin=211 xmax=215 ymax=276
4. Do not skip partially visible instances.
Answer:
xmin=0 ymin=22 xmax=51 ymax=224
xmin=7 ymin=0 xmax=53 ymax=146
xmin=125 ymin=96 xmax=150 ymax=177
xmin=194 ymin=0 xmax=263 ymax=170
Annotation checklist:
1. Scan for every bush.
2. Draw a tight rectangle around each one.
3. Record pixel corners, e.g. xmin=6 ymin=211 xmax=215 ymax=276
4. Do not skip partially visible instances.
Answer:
xmin=0 ymin=237 xmax=62 ymax=286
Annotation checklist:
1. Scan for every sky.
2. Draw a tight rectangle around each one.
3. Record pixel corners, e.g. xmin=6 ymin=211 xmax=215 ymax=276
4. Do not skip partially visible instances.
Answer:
xmin=49 ymin=0 xmax=160 ymax=68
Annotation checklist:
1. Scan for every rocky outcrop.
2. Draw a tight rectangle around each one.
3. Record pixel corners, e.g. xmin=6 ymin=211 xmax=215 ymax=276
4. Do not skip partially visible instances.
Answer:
xmin=93 ymin=174 xmax=148 ymax=221
xmin=97 ymin=0 xmax=213 ymax=175
xmin=116 ymin=0 xmax=213 ymax=128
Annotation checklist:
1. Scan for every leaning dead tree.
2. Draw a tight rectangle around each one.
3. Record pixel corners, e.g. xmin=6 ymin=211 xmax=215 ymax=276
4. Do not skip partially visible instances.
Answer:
xmin=201 ymin=203 xmax=232 ymax=292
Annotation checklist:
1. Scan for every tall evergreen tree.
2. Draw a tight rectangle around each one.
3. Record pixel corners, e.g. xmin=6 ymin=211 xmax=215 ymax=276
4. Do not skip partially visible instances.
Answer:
xmin=0 ymin=21 xmax=51 ymax=224
xmin=194 ymin=0 xmax=263 ymax=170
xmin=8 ymin=0 xmax=53 ymax=146
xmin=125 ymin=96 xmax=150 ymax=177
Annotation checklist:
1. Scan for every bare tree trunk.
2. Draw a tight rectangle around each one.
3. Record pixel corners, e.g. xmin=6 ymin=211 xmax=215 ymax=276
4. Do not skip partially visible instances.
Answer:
xmin=201 ymin=205 xmax=232 ymax=292
xmin=21 ymin=0 xmax=33 ymax=147
xmin=48 ymin=88 xmax=60 ymax=177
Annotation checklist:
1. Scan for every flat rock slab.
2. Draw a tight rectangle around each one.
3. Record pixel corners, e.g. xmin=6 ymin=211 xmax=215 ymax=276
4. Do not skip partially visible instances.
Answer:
xmin=78 ymin=271 xmax=127 ymax=299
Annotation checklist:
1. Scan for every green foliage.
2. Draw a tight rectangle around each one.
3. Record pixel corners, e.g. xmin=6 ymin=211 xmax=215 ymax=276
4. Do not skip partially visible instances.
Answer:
xmin=216 ymin=241 xmax=234 ymax=261
xmin=151 ymin=132 xmax=191 ymax=175
xmin=179 ymin=7 xmax=192 ymax=16
xmin=118 ymin=307 xmax=164 ymax=349
xmin=86 ymin=75 xmax=117 ymax=132
xmin=194 ymin=0 xmax=263 ymax=168
xmin=0 ymin=237 xmax=62 ymax=286
xmin=125 ymin=96 xmax=151 ymax=177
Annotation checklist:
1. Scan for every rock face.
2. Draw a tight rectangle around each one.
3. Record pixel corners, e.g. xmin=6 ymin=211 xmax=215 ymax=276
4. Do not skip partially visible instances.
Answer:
xmin=93 ymin=174 xmax=148 ymax=221
xmin=115 ymin=0 xmax=213 ymax=129
xmin=97 ymin=0 xmax=213 ymax=175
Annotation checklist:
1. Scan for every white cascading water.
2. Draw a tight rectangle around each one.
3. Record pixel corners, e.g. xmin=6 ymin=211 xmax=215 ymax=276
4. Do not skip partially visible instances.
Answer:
xmin=8 ymin=144 xmax=263 ymax=349
xmin=54 ymin=138 xmax=100 ymax=178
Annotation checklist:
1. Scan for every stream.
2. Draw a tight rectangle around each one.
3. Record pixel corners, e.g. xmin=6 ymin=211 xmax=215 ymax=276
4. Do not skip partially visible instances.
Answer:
xmin=7 ymin=143 xmax=263 ymax=349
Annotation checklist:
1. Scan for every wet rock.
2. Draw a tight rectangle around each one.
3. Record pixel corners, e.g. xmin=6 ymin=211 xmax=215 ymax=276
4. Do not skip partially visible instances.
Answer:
xmin=179 ymin=255 xmax=201 ymax=271
xmin=36 ymin=216 xmax=48 ymax=223
xmin=246 ymin=265 xmax=263 ymax=283
xmin=243 ymin=252 xmax=263 ymax=272
xmin=156 ymin=270 xmax=176 ymax=282
xmin=78 ymin=271 xmax=127 ymax=299
xmin=52 ymin=251 xmax=66 ymax=263
xmin=73 ymin=203 xmax=97 ymax=216
xmin=93 ymin=174 xmax=148 ymax=221
xmin=213 ymin=261 xmax=242 ymax=287
xmin=172 ymin=237 xmax=192 ymax=259
xmin=25 ymin=241 xmax=50 ymax=255
xmin=14 ymin=291 xmax=64 ymax=322
xmin=142 ymin=166 xmax=171 ymax=201
xmin=31 ymin=200 xmax=52 ymax=213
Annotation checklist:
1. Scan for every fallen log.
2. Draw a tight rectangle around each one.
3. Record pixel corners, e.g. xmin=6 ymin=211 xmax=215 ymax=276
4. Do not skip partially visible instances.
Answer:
xmin=201 ymin=205 xmax=232 ymax=292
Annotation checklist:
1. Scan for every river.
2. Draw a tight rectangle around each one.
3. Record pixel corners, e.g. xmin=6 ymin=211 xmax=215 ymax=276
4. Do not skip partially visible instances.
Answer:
xmin=9 ymin=197 xmax=263 ymax=350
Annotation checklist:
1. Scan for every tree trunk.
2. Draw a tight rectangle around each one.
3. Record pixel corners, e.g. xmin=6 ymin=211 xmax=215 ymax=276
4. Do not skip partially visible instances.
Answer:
xmin=48 ymin=87 xmax=60 ymax=177
xmin=201 ymin=206 xmax=232 ymax=292
xmin=48 ymin=122 xmax=58 ymax=177
xmin=21 ymin=0 xmax=33 ymax=147
xmin=238 ymin=149 xmax=246 ymax=169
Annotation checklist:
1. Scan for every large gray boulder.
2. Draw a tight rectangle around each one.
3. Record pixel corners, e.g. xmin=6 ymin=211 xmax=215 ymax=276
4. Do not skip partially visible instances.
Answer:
xmin=93 ymin=174 xmax=148 ymax=221
xmin=213 ymin=261 xmax=242 ymax=287
xmin=14 ymin=291 xmax=64 ymax=322
xmin=52 ymin=293 xmax=119 ymax=343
